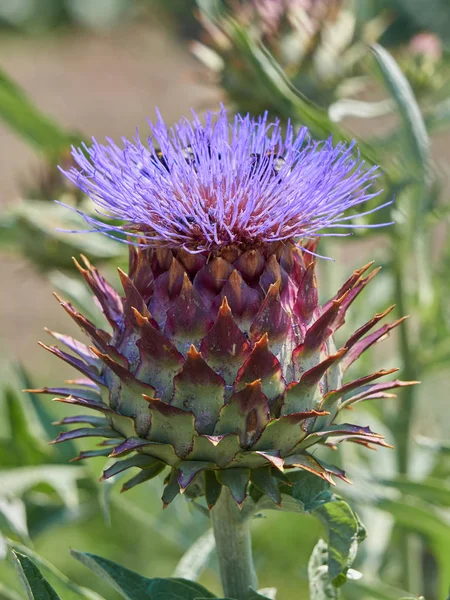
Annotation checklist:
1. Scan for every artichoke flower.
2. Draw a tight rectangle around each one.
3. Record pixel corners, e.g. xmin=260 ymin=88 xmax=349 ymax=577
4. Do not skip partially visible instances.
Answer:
xmin=34 ymin=109 xmax=412 ymax=509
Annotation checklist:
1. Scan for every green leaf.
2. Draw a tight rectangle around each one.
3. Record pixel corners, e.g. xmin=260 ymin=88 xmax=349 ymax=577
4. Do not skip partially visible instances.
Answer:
xmin=417 ymin=436 xmax=450 ymax=456
xmin=308 ymin=539 xmax=339 ymax=600
xmin=287 ymin=472 xmax=334 ymax=512
xmin=0 ymin=68 xmax=80 ymax=158
xmin=371 ymin=44 xmax=429 ymax=179
xmin=1 ymin=387 xmax=48 ymax=467
xmin=15 ymin=365 xmax=78 ymax=464
xmin=377 ymin=499 xmax=450 ymax=599
xmin=14 ymin=366 xmax=58 ymax=444
xmin=11 ymin=551 xmax=61 ymax=600
xmin=377 ymin=499 xmax=450 ymax=543
xmin=1 ymin=199 xmax=123 ymax=272
xmin=378 ymin=476 xmax=450 ymax=507
xmin=0 ymin=582 xmax=23 ymax=600
xmin=71 ymin=551 xmax=216 ymax=600
xmin=8 ymin=542 xmax=103 ymax=600
xmin=0 ymin=465 xmax=86 ymax=511
xmin=313 ymin=500 xmax=365 ymax=586
xmin=257 ymin=472 xmax=365 ymax=587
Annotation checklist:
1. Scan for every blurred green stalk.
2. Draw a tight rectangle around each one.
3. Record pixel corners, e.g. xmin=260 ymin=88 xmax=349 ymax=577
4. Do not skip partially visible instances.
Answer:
xmin=392 ymin=221 xmax=424 ymax=594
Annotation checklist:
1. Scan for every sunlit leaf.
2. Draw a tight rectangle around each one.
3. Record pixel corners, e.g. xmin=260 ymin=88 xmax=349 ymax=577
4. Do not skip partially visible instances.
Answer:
xmin=8 ymin=543 xmax=103 ymax=600
xmin=11 ymin=551 xmax=61 ymax=600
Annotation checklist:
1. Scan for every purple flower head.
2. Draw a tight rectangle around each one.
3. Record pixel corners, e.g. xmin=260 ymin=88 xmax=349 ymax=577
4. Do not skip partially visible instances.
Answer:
xmin=61 ymin=108 xmax=389 ymax=254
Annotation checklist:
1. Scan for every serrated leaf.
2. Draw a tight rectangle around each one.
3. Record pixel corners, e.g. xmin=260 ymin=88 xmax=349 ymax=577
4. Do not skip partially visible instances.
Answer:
xmin=314 ymin=500 xmax=365 ymax=586
xmin=255 ymin=472 xmax=364 ymax=586
xmin=71 ymin=551 xmax=216 ymax=600
xmin=11 ymin=551 xmax=61 ymax=600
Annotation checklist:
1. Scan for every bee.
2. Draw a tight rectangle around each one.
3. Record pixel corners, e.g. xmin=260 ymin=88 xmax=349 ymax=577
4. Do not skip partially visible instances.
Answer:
xmin=181 ymin=145 xmax=196 ymax=164
xmin=249 ymin=151 xmax=286 ymax=179
xmin=174 ymin=215 xmax=197 ymax=228
xmin=139 ymin=150 xmax=170 ymax=177
xmin=148 ymin=146 xmax=196 ymax=174
xmin=148 ymin=146 xmax=284 ymax=181
xmin=151 ymin=149 xmax=170 ymax=172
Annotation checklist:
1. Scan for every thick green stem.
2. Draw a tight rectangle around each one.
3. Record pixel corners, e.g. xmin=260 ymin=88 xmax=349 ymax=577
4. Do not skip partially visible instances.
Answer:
xmin=210 ymin=488 xmax=257 ymax=600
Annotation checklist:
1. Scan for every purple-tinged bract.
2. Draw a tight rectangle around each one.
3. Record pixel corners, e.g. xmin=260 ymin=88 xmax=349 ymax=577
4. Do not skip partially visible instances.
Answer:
xmin=61 ymin=108 xmax=386 ymax=253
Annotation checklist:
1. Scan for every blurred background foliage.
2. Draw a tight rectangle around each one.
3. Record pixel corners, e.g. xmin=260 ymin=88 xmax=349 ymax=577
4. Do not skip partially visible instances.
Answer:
xmin=0 ymin=1 xmax=449 ymax=599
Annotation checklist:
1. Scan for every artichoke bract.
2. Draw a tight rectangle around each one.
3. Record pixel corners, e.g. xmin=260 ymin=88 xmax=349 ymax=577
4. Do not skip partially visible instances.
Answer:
xmin=34 ymin=109 xmax=412 ymax=508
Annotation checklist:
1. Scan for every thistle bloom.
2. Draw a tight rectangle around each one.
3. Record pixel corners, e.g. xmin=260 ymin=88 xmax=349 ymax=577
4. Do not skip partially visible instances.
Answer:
xmin=35 ymin=109 xmax=411 ymax=509
xmin=60 ymin=109 xmax=387 ymax=253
